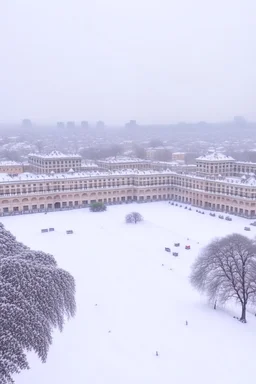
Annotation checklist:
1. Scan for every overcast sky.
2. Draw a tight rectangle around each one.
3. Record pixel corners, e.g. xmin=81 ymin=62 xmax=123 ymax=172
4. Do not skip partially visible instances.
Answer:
xmin=0 ymin=0 xmax=255 ymax=124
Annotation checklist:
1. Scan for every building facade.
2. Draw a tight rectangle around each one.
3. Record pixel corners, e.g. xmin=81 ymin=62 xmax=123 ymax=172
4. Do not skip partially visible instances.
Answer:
xmin=0 ymin=161 xmax=23 ymax=175
xmin=1 ymin=152 xmax=256 ymax=219
xmin=97 ymin=157 xmax=151 ymax=171
xmin=28 ymin=151 xmax=82 ymax=174
xmin=172 ymin=152 xmax=185 ymax=162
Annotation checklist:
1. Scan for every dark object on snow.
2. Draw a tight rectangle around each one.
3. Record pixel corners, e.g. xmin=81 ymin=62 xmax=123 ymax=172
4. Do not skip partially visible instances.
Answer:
xmin=202 ymin=211 xmax=205 ymax=214
xmin=41 ymin=229 xmax=48 ymax=233
xmin=108 ymin=330 xmax=111 ymax=333
xmin=66 ymin=230 xmax=74 ymax=234
xmin=218 ymin=215 xmax=224 ymax=219
xmin=49 ymin=228 xmax=55 ymax=232
xmin=165 ymin=247 xmax=171 ymax=252
xmin=179 ymin=205 xmax=182 ymax=207
xmin=225 ymin=216 xmax=232 ymax=221
xmin=186 ymin=321 xmax=188 ymax=326
xmin=250 ymin=221 xmax=256 ymax=226
xmin=175 ymin=203 xmax=178 ymax=206
xmin=95 ymin=304 xmax=98 ymax=306
xmin=171 ymin=202 xmax=174 ymax=205
xmin=173 ymin=252 xmax=178 ymax=257
xmin=189 ymin=207 xmax=192 ymax=211
xmin=174 ymin=243 xmax=180 ymax=247
xmin=210 ymin=212 xmax=216 ymax=217
xmin=244 ymin=227 xmax=251 ymax=231
xmin=162 ymin=264 xmax=164 ymax=266
xmin=156 ymin=351 xmax=159 ymax=357
xmin=185 ymin=206 xmax=187 ymax=209
xmin=185 ymin=245 xmax=191 ymax=250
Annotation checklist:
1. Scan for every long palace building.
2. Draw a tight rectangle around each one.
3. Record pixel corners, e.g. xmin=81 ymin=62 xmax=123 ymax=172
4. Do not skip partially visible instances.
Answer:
xmin=1 ymin=151 xmax=256 ymax=218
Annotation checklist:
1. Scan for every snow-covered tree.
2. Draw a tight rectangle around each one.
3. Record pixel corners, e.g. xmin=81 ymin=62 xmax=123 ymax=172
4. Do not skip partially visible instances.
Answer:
xmin=0 ymin=223 xmax=76 ymax=383
xmin=125 ymin=212 xmax=143 ymax=224
xmin=190 ymin=233 xmax=256 ymax=323
xmin=90 ymin=202 xmax=107 ymax=212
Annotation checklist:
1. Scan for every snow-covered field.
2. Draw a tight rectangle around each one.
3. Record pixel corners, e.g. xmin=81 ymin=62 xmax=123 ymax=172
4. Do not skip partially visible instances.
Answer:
xmin=2 ymin=202 xmax=256 ymax=384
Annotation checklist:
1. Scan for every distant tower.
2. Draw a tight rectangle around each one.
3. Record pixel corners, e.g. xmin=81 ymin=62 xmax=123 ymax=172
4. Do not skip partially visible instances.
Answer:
xmin=67 ymin=121 xmax=75 ymax=129
xmin=234 ymin=116 xmax=247 ymax=126
xmin=125 ymin=120 xmax=137 ymax=129
xmin=57 ymin=122 xmax=65 ymax=128
xmin=96 ymin=121 xmax=105 ymax=130
xmin=81 ymin=121 xmax=89 ymax=129
xmin=22 ymin=119 xmax=32 ymax=128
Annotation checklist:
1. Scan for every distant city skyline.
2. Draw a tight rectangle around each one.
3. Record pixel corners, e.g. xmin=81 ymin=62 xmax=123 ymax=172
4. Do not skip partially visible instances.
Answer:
xmin=1 ymin=0 xmax=255 ymax=124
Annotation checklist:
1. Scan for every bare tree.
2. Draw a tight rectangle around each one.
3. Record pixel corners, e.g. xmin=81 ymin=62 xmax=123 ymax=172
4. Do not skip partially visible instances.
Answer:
xmin=125 ymin=212 xmax=143 ymax=224
xmin=190 ymin=234 xmax=256 ymax=323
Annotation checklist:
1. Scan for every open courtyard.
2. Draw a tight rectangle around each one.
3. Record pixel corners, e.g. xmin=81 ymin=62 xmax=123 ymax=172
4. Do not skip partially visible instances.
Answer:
xmin=2 ymin=202 xmax=256 ymax=384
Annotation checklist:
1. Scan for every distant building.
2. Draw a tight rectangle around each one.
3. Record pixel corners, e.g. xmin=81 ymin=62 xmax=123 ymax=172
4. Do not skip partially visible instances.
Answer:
xmin=234 ymin=116 xmax=247 ymax=125
xmin=96 ymin=121 xmax=105 ymax=130
xmin=57 ymin=122 xmax=65 ymax=128
xmin=97 ymin=157 xmax=151 ymax=171
xmin=81 ymin=161 xmax=99 ymax=172
xmin=0 ymin=161 xmax=23 ymax=175
xmin=22 ymin=119 xmax=32 ymax=128
xmin=81 ymin=121 xmax=89 ymax=129
xmin=172 ymin=152 xmax=185 ymax=162
xmin=28 ymin=151 xmax=82 ymax=174
xmin=196 ymin=153 xmax=235 ymax=177
xmin=125 ymin=120 xmax=138 ymax=129
xmin=67 ymin=121 xmax=75 ymax=129
xmin=146 ymin=147 xmax=171 ymax=161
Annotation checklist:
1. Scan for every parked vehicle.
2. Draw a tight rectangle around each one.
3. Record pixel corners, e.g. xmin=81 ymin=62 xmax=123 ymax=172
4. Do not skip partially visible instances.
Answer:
xmin=185 ymin=245 xmax=191 ymax=250
xmin=219 ymin=215 xmax=224 ymax=219
xmin=41 ymin=229 xmax=48 ymax=233
xmin=244 ymin=227 xmax=251 ymax=231
xmin=174 ymin=243 xmax=180 ymax=247
xmin=225 ymin=216 xmax=232 ymax=221
xmin=66 ymin=230 xmax=74 ymax=234
xmin=250 ymin=221 xmax=256 ymax=226
xmin=210 ymin=213 xmax=216 ymax=217
xmin=165 ymin=247 xmax=171 ymax=252
xmin=173 ymin=252 xmax=178 ymax=257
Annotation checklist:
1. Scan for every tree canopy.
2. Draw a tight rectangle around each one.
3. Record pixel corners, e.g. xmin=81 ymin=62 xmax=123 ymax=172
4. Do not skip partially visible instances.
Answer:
xmin=190 ymin=233 xmax=256 ymax=323
xmin=0 ymin=223 xmax=76 ymax=383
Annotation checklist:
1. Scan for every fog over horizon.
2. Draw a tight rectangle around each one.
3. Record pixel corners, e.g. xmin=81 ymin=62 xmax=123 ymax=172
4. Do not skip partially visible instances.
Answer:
xmin=1 ymin=0 xmax=255 ymax=124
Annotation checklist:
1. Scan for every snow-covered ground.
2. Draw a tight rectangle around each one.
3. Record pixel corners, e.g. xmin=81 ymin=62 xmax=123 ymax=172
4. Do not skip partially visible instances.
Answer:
xmin=2 ymin=202 xmax=256 ymax=384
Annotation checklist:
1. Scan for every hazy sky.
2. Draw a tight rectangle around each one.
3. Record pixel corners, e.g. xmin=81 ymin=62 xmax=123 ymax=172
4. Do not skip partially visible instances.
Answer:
xmin=0 ymin=0 xmax=255 ymax=124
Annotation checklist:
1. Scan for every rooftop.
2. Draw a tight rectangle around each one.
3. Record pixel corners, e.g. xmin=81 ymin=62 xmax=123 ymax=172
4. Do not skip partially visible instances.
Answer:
xmin=0 ymin=161 xmax=22 ymax=166
xmin=196 ymin=153 xmax=235 ymax=162
xmin=0 ymin=169 xmax=175 ymax=183
xmin=97 ymin=157 xmax=150 ymax=164
xmin=28 ymin=151 xmax=82 ymax=159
